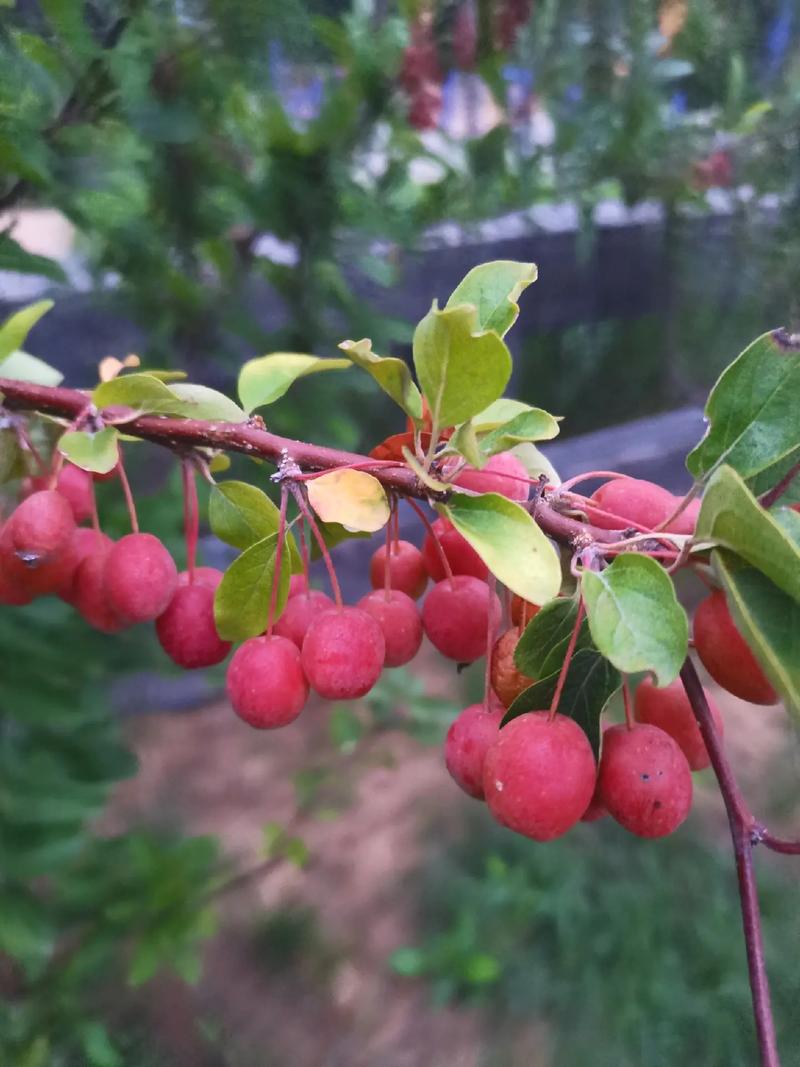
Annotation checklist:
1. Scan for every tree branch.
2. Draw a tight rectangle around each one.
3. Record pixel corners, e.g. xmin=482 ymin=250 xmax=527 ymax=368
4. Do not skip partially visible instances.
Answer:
xmin=0 ymin=376 xmax=623 ymax=549
xmin=680 ymin=659 xmax=781 ymax=1067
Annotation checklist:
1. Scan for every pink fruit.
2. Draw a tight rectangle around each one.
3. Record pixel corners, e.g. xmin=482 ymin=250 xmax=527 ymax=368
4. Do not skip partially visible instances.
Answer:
xmin=357 ymin=589 xmax=423 ymax=667
xmin=9 ymin=490 xmax=75 ymax=561
xmin=104 ymin=533 xmax=178 ymax=624
xmin=178 ymin=566 xmax=223 ymax=591
xmin=445 ymin=702 xmax=504 ymax=799
xmin=274 ymin=589 xmax=335 ymax=649
xmin=453 ymin=452 xmax=530 ymax=501
xmin=156 ymin=584 xmax=231 ymax=669
xmin=369 ymin=540 xmax=427 ymax=600
xmin=694 ymin=591 xmax=777 ymax=705
xmin=422 ymin=517 xmax=488 ymax=581
xmin=301 ymin=606 xmax=385 ymax=700
xmin=634 ymin=676 xmax=723 ymax=771
xmin=227 ymin=635 xmax=308 ymax=728
xmin=422 ymin=576 xmax=501 ymax=662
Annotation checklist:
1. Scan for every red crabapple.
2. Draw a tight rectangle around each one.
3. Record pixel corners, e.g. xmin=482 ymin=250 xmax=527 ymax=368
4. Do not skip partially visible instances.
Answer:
xmin=666 ymin=497 xmax=701 ymax=534
xmin=453 ymin=452 xmax=530 ymax=501
xmin=288 ymin=573 xmax=309 ymax=598
xmin=422 ymin=576 xmax=501 ymax=662
xmin=30 ymin=464 xmax=93 ymax=524
xmin=483 ymin=711 xmax=596 ymax=841
xmin=490 ymin=627 xmax=535 ymax=708
xmin=357 ymin=589 xmax=423 ymax=667
xmin=104 ymin=532 xmax=178 ymax=624
xmin=588 ymin=477 xmax=679 ymax=531
xmin=73 ymin=536 xmax=128 ymax=633
xmin=422 ymin=517 xmax=488 ymax=581
xmin=56 ymin=527 xmax=109 ymax=603
xmin=0 ymin=530 xmax=34 ymax=605
xmin=9 ymin=489 xmax=75 ymax=560
xmin=156 ymin=584 xmax=231 ymax=669
xmin=274 ymin=589 xmax=334 ymax=649
xmin=598 ymin=723 xmax=693 ymax=838
xmin=0 ymin=519 xmax=73 ymax=598
xmin=634 ymin=676 xmax=723 ymax=771
xmin=369 ymin=540 xmax=428 ymax=600
xmin=178 ymin=566 xmax=223 ymax=590
xmin=227 ymin=635 xmax=308 ymax=728
xmin=510 ymin=593 xmax=540 ymax=628
xmin=445 ymin=702 xmax=504 ymax=799
xmin=693 ymin=590 xmax=777 ymax=705
xmin=301 ymin=606 xmax=385 ymax=700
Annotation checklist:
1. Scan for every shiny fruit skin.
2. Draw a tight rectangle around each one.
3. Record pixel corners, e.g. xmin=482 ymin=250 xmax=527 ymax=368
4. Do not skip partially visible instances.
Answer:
xmin=156 ymin=584 xmax=231 ymax=669
xmin=288 ymin=573 xmax=309 ymax=598
xmin=483 ymin=711 xmax=597 ymax=841
xmin=104 ymin=533 xmax=178 ymax=624
xmin=422 ymin=517 xmax=488 ymax=581
xmin=357 ymin=589 xmax=423 ymax=668
xmin=634 ymin=677 xmax=723 ymax=771
xmin=369 ymin=540 xmax=427 ymax=600
xmin=589 ymin=477 xmax=677 ymax=531
xmin=453 ymin=452 xmax=530 ymax=501
xmin=274 ymin=589 xmax=335 ymax=649
xmin=10 ymin=489 xmax=75 ymax=560
xmin=598 ymin=723 xmax=693 ymax=838
xmin=301 ymin=606 xmax=385 ymax=700
xmin=227 ymin=635 xmax=308 ymax=728
xmin=178 ymin=566 xmax=223 ymax=591
xmin=72 ymin=538 xmax=127 ymax=633
xmin=490 ymin=627 xmax=535 ymax=708
xmin=445 ymin=702 xmax=504 ymax=799
xmin=693 ymin=590 xmax=777 ymax=705
xmin=422 ymin=576 xmax=501 ymax=663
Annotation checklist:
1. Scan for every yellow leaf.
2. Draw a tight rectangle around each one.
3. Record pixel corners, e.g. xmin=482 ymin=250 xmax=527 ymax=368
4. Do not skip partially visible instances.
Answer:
xmin=307 ymin=469 xmax=390 ymax=533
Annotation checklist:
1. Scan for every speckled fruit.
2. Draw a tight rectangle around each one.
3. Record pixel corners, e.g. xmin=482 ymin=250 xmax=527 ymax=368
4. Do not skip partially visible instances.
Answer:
xmin=369 ymin=540 xmax=428 ymax=600
xmin=104 ymin=533 xmax=178 ymax=624
xmin=178 ymin=566 xmax=223 ymax=590
xmin=357 ymin=589 xmax=423 ymax=668
xmin=9 ymin=489 xmax=75 ymax=560
xmin=694 ymin=590 xmax=777 ymax=705
xmin=227 ymin=635 xmax=308 ymax=728
xmin=490 ymin=627 xmax=535 ymax=708
xmin=483 ymin=711 xmax=596 ymax=841
xmin=422 ymin=517 xmax=488 ymax=581
xmin=156 ymin=584 xmax=231 ymax=669
xmin=301 ymin=606 xmax=385 ymax=700
xmin=634 ymin=676 xmax=723 ymax=771
xmin=29 ymin=464 xmax=94 ymax=524
xmin=73 ymin=536 xmax=127 ymax=633
xmin=0 ymin=519 xmax=73 ymax=598
xmin=445 ymin=702 xmax=504 ymax=799
xmin=422 ymin=576 xmax=501 ymax=662
xmin=510 ymin=594 xmax=540 ymax=628
xmin=598 ymin=723 xmax=693 ymax=838
xmin=274 ymin=589 xmax=335 ymax=649
xmin=57 ymin=527 xmax=109 ymax=603
xmin=588 ymin=477 xmax=677 ymax=531
xmin=453 ymin=451 xmax=530 ymax=501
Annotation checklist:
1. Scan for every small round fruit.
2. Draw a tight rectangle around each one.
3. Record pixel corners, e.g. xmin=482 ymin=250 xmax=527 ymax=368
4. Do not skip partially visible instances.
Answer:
xmin=445 ymin=702 xmax=504 ymax=799
xmin=483 ymin=711 xmax=596 ymax=841
xmin=28 ymin=464 xmax=94 ymax=524
xmin=588 ymin=477 xmax=676 ymax=531
xmin=274 ymin=589 xmax=335 ymax=649
xmin=357 ymin=589 xmax=423 ymax=668
xmin=57 ymin=527 xmax=109 ymax=603
xmin=634 ymin=676 xmax=723 ymax=771
xmin=156 ymin=584 xmax=231 ymax=669
xmin=288 ymin=573 xmax=309 ymax=598
xmin=301 ymin=606 xmax=385 ymax=700
xmin=0 ymin=520 xmax=73 ymax=598
xmin=178 ymin=565 xmax=223 ymax=591
xmin=422 ymin=576 xmax=501 ymax=662
xmin=453 ymin=451 xmax=530 ymax=501
xmin=666 ymin=496 xmax=701 ymax=534
xmin=490 ymin=627 xmax=535 ymax=708
xmin=73 ymin=537 xmax=127 ymax=633
xmin=422 ymin=517 xmax=488 ymax=581
xmin=104 ymin=533 xmax=178 ymax=624
xmin=693 ymin=590 xmax=777 ymax=705
xmin=598 ymin=723 xmax=693 ymax=838
xmin=369 ymin=540 xmax=427 ymax=600
xmin=9 ymin=489 xmax=75 ymax=560
xmin=0 ymin=533 xmax=33 ymax=605
xmin=227 ymin=635 xmax=308 ymax=728
xmin=510 ymin=594 xmax=540 ymax=628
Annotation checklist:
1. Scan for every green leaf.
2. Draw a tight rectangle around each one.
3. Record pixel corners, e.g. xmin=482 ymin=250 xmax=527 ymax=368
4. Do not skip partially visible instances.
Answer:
xmin=167 ymin=383 xmax=246 ymax=422
xmin=0 ymin=887 xmax=54 ymax=977
xmin=747 ymin=447 xmax=800 ymax=508
xmin=479 ymin=409 xmax=560 ymax=456
xmin=214 ymin=533 xmax=290 ymax=642
xmin=695 ymin=465 xmax=800 ymax=604
xmin=309 ymin=520 xmax=372 ymax=559
xmin=449 ymin=420 xmax=485 ymax=469
xmin=0 ymin=234 xmax=67 ymax=283
xmin=338 ymin=338 xmax=423 ymax=421
xmin=93 ymin=373 xmax=182 ymax=414
xmin=0 ymin=427 xmax=22 ymax=483
xmin=687 ymin=329 xmax=800 ymax=480
xmin=0 ymin=300 xmax=53 ymax=363
xmin=582 ymin=555 xmax=689 ymax=685
xmin=503 ymin=649 xmax=619 ymax=758
xmin=238 ymin=353 xmax=351 ymax=413
xmin=445 ymin=260 xmax=537 ymax=337
xmin=713 ymin=550 xmax=800 ymax=719
xmin=0 ymin=349 xmax=62 ymax=386
xmin=514 ymin=597 xmax=593 ymax=679
xmin=209 ymin=481 xmax=280 ymax=549
xmin=413 ymin=303 xmax=512 ymax=427
xmin=58 ymin=427 xmax=119 ymax=474
xmin=401 ymin=446 xmax=451 ymax=493
xmin=307 ymin=469 xmax=390 ymax=533
xmin=472 ymin=398 xmax=535 ymax=430
xmin=389 ymin=946 xmax=427 ymax=977
xmin=510 ymin=442 xmax=561 ymax=486
xmin=442 ymin=492 xmax=561 ymax=604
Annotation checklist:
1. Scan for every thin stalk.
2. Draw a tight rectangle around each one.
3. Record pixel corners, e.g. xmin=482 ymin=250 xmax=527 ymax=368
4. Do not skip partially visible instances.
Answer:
xmin=547 ymin=599 xmax=584 ymax=720
xmin=291 ymin=486 xmax=342 ymax=608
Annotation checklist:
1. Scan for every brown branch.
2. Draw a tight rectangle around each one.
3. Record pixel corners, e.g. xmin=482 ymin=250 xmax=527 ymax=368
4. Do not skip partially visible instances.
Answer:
xmin=680 ymin=659 xmax=781 ymax=1067
xmin=0 ymin=377 xmax=623 ymax=549
xmin=759 ymin=459 xmax=800 ymax=510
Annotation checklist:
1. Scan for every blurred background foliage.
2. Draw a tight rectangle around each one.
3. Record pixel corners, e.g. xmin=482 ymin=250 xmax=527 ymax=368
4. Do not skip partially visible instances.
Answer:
xmin=2 ymin=1 xmax=800 ymax=1064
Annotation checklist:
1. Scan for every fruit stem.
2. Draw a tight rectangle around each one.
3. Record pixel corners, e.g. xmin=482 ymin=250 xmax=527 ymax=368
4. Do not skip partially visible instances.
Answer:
xmin=297 ymin=515 xmax=310 ymax=594
xmin=384 ymin=499 xmax=394 ymax=601
xmin=406 ymin=498 xmax=454 ymax=582
xmin=547 ymin=599 xmax=585 ymax=721
xmin=680 ymin=658 xmax=781 ymax=1067
xmin=483 ymin=573 xmax=498 ymax=710
xmin=181 ymin=460 xmax=199 ymax=584
xmin=759 ymin=459 xmax=800 ymax=510
xmin=291 ymin=485 xmax=343 ymax=609
xmin=266 ymin=484 xmax=289 ymax=635
xmin=116 ymin=449 xmax=139 ymax=534
xmin=653 ymin=483 xmax=701 ymax=533
xmin=558 ymin=470 xmax=631 ymax=493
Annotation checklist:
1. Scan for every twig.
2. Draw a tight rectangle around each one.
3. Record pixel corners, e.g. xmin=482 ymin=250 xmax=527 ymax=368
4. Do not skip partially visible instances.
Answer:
xmin=759 ymin=459 xmax=800 ymax=510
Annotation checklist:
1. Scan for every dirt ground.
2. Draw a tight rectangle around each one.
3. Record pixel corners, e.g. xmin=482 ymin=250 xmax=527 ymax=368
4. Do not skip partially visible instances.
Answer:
xmin=106 ymin=651 xmax=797 ymax=1067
